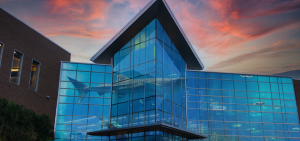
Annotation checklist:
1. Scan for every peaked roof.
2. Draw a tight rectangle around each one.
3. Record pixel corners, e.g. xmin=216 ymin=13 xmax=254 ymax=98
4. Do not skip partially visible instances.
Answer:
xmin=90 ymin=0 xmax=204 ymax=70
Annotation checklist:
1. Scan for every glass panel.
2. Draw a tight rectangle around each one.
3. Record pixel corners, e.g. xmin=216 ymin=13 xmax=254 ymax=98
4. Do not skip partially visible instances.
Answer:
xmin=282 ymin=84 xmax=294 ymax=93
xmin=208 ymin=73 xmax=220 ymax=79
xmin=187 ymin=78 xmax=198 ymax=88
xmin=10 ymin=51 xmax=23 ymax=84
xmin=281 ymin=77 xmax=293 ymax=83
xmin=91 ymin=72 xmax=105 ymax=83
xmin=61 ymin=70 xmax=76 ymax=81
xmin=259 ymin=82 xmax=271 ymax=92
xmin=77 ymin=64 xmax=91 ymax=71
xmin=77 ymin=71 xmax=90 ymax=82
xmin=146 ymin=39 xmax=155 ymax=62
xmin=156 ymin=19 xmax=163 ymax=41
xmin=221 ymin=73 xmax=233 ymax=80
xmin=57 ymin=104 xmax=73 ymax=115
xmin=246 ymin=75 xmax=257 ymax=81
xmin=234 ymin=74 xmax=245 ymax=80
xmin=234 ymin=81 xmax=246 ymax=91
xmin=156 ymin=39 xmax=163 ymax=62
xmin=246 ymin=82 xmax=258 ymax=91
xmin=63 ymin=63 xmax=77 ymax=70
xmin=146 ymin=97 xmax=155 ymax=110
xmin=163 ymin=31 xmax=171 ymax=47
xmin=92 ymin=64 xmax=106 ymax=72
xmin=29 ymin=60 xmax=40 ymax=91
xmin=222 ymin=80 xmax=234 ymax=90
xmin=146 ymin=19 xmax=156 ymax=40
xmin=258 ymin=76 xmax=269 ymax=82
xmin=186 ymin=71 xmax=198 ymax=78
xmin=163 ymin=46 xmax=172 ymax=69
xmin=208 ymin=79 xmax=221 ymax=89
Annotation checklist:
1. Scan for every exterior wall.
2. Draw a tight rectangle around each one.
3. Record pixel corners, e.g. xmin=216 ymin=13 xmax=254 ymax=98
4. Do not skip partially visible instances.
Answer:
xmin=186 ymin=71 xmax=300 ymax=140
xmin=55 ymin=62 xmax=112 ymax=140
xmin=112 ymin=19 xmax=187 ymax=130
xmin=0 ymin=8 xmax=70 ymax=124
xmin=293 ymin=80 xmax=300 ymax=123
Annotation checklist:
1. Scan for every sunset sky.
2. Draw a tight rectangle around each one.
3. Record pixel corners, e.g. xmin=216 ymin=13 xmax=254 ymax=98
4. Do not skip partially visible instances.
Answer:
xmin=1 ymin=0 xmax=300 ymax=75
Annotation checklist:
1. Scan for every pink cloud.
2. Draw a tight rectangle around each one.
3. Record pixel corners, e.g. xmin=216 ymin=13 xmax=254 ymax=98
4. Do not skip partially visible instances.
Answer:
xmin=274 ymin=40 xmax=285 ymax=46
xmin=2 ymin=0 xmax=300 ymax=74
xmin=48 ymin=0 xmax=109 ymax=21
xmin=168 ymin=0 xmax=300 ymax=54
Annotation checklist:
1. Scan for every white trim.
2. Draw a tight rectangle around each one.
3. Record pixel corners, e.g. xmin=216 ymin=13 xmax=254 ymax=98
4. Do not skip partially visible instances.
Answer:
xmin=54 ymin=61 xmax=63 ymax=132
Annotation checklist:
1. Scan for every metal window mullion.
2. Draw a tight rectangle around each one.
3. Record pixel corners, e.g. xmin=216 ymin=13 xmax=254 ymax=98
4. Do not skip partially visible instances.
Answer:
xmin=144 ymin=35 xmax=146 ymax=126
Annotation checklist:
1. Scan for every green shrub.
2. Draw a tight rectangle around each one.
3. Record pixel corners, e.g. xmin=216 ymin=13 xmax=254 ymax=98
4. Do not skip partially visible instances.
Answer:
xmin=0 ymin=98 xmax=53 ymax=141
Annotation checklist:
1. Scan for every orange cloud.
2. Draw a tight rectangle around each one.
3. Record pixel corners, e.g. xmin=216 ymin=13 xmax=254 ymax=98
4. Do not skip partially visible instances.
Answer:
xmin=48 ymin=0 xmax=109 ymax=21
xmin=274 ymin=40 xmax=285 ymax=46
xmin=2 ymin=0 xmax=300 ymax=74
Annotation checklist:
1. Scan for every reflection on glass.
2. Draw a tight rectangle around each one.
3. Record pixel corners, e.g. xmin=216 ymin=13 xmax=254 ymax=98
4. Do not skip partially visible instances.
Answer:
xmin=186 ymin=70 xmax=299 ymax=140
xmin=29 ymin=60 xmax=40 ymax=91
xmin=56 ymin=62 xmax=112 ymax=141
xmin=10 ymin=51 xmax=23 ymax=84
xmin=112 ymin=18 xmax=187 ymax=130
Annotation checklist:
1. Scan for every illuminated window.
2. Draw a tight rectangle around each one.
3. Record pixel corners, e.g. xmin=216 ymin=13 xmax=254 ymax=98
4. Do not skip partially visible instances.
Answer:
xmin=0 ymin=42 xmax=3 ymax=67
xmin=10 ymin=50 xmax=23 ymax=84
xmin=29 ymin=60 xmax=40 ymax=91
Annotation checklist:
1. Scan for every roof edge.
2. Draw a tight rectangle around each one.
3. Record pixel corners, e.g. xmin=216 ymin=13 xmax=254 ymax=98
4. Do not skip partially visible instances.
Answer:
xmin=90 ymin=0 xmax=157 ymax=62
xmin=90 ymin=0 xmax=204 ymax=70
xmin=160 ymin=0 xmax=204 ymax=69
xmin=0 ymin=7 xmax=71 ymax=55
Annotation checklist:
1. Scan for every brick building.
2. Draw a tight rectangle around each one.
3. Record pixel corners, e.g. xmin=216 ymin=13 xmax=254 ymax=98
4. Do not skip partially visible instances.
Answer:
xmin=0 ymin=8 xmax=70 ymax=124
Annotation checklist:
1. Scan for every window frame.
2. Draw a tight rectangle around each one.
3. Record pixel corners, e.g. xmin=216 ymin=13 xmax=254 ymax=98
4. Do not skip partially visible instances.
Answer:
xmin=9 ymin=49 xmax=24 ymax=85
xmin=0 ymin=42 xmax=4 ymax=67
xmin=28 ymin=59 xmax=41 ymax=91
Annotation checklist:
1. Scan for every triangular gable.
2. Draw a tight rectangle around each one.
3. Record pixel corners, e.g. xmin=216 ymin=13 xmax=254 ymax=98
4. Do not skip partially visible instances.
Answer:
xmin=90 ymin=0 xmax=204 ymax=70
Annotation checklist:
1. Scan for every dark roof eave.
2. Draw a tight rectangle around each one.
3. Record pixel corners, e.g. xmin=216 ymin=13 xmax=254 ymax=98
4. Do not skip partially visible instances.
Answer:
xmin=87 ymin=122 xmax=207 ymax=139
xmin=90 ymin=0 xmax=204 ymax=70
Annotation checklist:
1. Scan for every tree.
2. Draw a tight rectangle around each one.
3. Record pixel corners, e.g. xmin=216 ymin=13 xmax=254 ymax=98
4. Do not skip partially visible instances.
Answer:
xmin=0 ymin=98 xmax=53 ymax=141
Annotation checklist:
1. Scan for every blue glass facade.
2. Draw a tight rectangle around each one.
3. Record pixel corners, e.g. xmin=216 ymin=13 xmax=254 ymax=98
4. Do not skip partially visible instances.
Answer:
xmin=54 ymin=18 xmax=300 ymax=141
xmin=112 ymin=19 xmax=187 ymax=130
xmin=55 ymin=62 xmax=112 ymax=140
xmin=186 ymin=71 xmax=300 ymax=141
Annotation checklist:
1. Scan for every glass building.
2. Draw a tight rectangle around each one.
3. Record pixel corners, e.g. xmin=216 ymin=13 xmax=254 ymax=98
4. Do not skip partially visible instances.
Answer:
xmin=186 ymin=71 xmax=300 ymax=141
xmin=55 ymin=62 xmax=112 ymax=140
xmin=111 ymin=19 xmax=187 ymax=130
xmin=54 ymin=0 xmax=300 ymax=140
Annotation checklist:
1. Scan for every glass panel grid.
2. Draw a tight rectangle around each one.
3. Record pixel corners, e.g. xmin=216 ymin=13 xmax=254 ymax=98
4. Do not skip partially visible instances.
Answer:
xmin=186 ymin=71 xmax=299 ymax=140
xmin=55 ymin=62 xmax=112 ymax=140
xmin=112 ymin=18 xmax=187 ymax=131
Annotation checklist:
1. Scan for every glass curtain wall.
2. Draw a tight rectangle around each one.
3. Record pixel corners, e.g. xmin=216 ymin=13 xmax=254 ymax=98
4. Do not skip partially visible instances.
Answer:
xmin=186 ymin=71 xmax=300 ymax=141
xmin=55 ymin=62 xmax=112 ymax=141
xmin=112 ymin=19 xmax=187 ymax=130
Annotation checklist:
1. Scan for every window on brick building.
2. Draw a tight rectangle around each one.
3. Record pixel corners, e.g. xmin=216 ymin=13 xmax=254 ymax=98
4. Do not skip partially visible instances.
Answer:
xmin=29 ymin=60 xmax=40 ymax=91
xmin=10 ymin=50 xmax=23 ymax=84
xmin=0 ymin=42 xmax=3 ymax=67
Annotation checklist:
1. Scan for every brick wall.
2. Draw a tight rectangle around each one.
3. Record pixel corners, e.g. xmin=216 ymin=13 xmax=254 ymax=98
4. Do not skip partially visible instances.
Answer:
xmin=0 ymin=8 xmax=70 ymax=124
xmin=293 ymin=79 xmax=300 ymax=123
